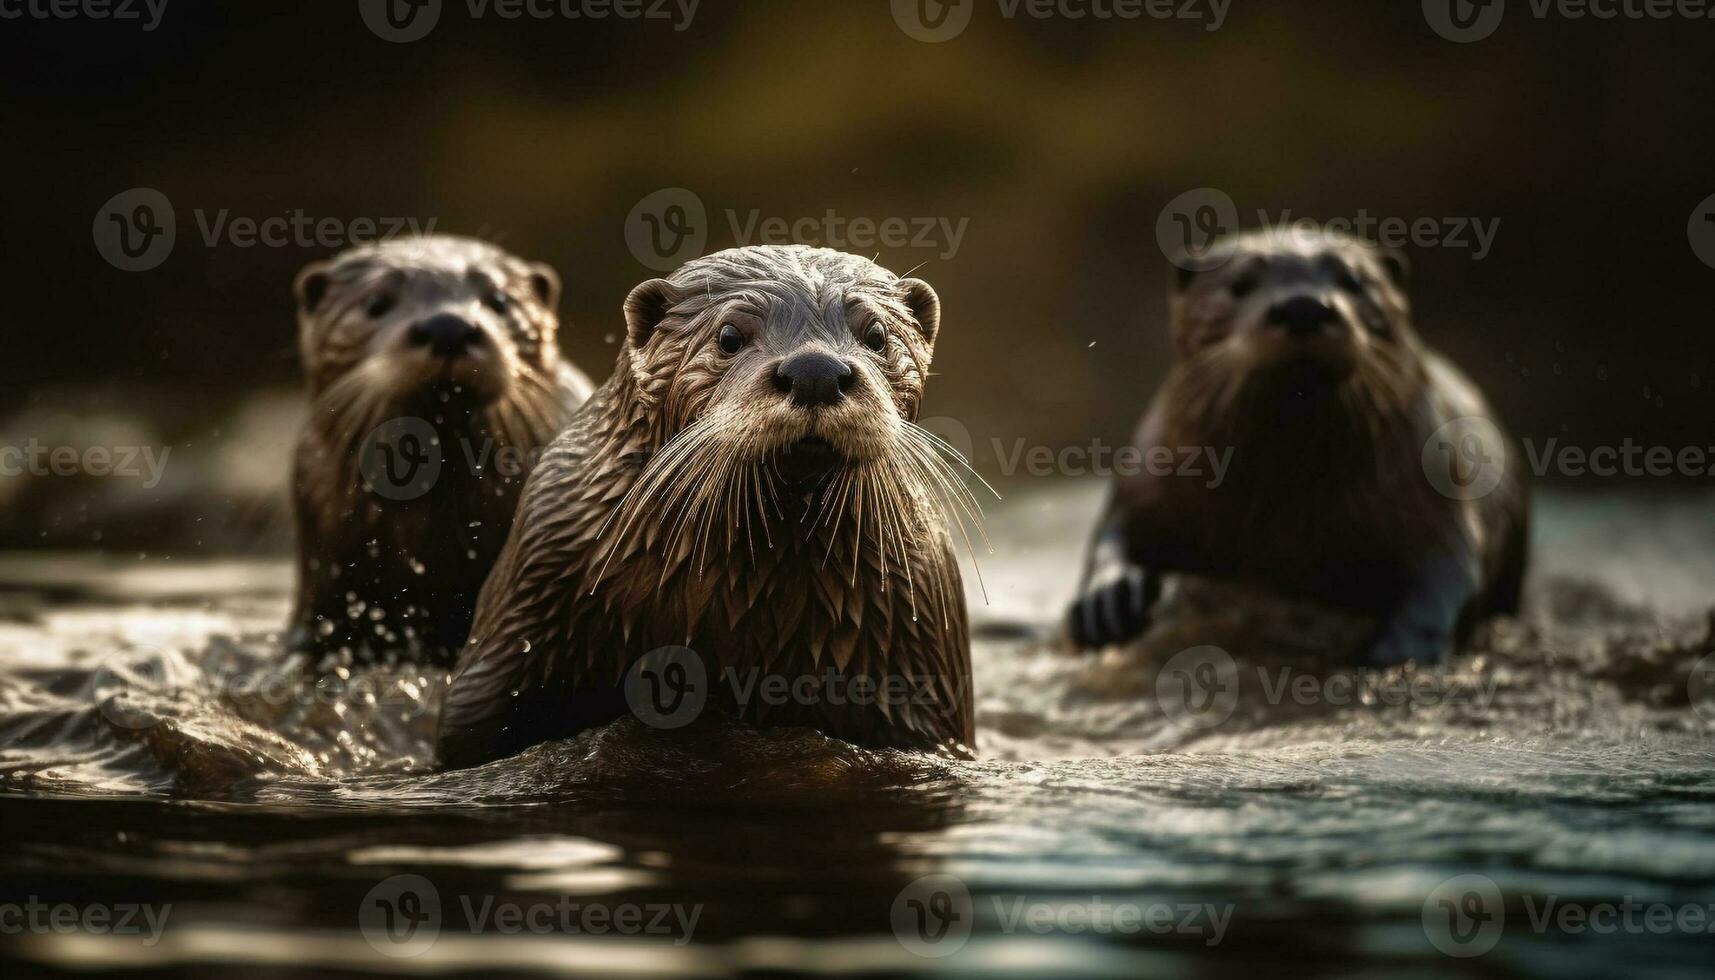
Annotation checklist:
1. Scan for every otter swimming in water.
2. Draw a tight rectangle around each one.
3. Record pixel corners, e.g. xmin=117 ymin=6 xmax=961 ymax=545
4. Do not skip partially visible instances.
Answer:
xmin=435 ymin=245 xmax=984 ymax=769
xmin=287 ymin=235 xmax=593 ymax=667
xmin=1068 ymin=228 xmax=1528 ymax=666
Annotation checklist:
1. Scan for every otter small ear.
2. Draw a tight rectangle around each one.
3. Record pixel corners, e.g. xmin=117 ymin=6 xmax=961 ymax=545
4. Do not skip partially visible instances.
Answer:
xmin=899 ymin=278 xmax=941 ymax=345
xmin=1380 ymin=248 xmax=1411 ymax=289
xmin=528 ymin=262 xmax=561 ymax=309
xmin=294 ymin=263 xmax=331 ymax=313
xmin=623 ymin=278 xmax=679 ymax=349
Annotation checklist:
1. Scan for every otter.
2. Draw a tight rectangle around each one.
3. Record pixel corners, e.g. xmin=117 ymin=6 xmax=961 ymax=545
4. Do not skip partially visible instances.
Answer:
xmin=288 ymin=235 xmax=593 ymax=667
xmin=1067 ymin=228 xmax=1528 ymax=666
xmin=435 ymin=245 xmax=981 ymax=769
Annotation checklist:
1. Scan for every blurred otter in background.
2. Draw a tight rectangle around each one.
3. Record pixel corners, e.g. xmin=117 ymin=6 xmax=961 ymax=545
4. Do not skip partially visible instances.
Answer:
xmin=287 ymin=236 xmax=593 ymax=667
xmin=1068 ymin=228 xmax=1528 ymax=666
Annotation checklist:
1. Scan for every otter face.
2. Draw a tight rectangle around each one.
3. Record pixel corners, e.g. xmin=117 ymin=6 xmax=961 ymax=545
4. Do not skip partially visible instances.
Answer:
xmin=1170 ymin=229 xmax=1415 ymax=389
xmin=621 ymin=246 xmax=941 ymax=486
xmin=294 ymin=236 xmax=562 ymax=413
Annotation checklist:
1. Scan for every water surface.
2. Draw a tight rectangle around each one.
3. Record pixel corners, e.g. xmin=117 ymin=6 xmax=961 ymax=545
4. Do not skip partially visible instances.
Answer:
xmin=2 ymin=484 xmax=1712 ymax=977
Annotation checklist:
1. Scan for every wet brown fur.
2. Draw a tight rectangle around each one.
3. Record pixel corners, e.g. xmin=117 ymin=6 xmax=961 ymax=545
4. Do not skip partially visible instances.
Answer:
xmin=1080 ymin=229 xmax=1528 ymax=660
xmin=437 ymin=246 xmax=981 ymax=769
xmin=288 ymin=235 xmax=593 ymax=667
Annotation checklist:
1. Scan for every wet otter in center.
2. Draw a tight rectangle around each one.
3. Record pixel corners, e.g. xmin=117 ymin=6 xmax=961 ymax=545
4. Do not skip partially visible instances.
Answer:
xmin=436 ymin=246 xmax=983 ymax=769
xmin=1068 ymin=229 xmax=1528 ymax=666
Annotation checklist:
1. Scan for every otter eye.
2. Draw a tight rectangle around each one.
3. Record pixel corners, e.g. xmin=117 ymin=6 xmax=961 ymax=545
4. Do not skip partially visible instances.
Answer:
xmin=718 ymin=323 xmax=745 ymax=356
xmin=482 ymin=290 xmax=511 ymax=315
xmin=367 ymin=293 xmax=397 ymax=319
xmin=1230 ymin=276 xmax=1258 ymax=299
xmin=863 ymin=321 xmax=888 ymax=353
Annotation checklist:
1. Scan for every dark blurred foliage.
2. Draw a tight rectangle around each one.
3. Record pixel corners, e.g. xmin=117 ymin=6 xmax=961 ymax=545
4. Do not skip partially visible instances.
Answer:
xmin=2 ymin=0 xmax=1712 ymax=469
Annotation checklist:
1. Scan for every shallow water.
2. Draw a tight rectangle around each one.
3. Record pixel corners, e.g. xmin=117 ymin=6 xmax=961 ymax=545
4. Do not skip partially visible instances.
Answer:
xmin=2 ymin=483 xmax=1713 ymax=977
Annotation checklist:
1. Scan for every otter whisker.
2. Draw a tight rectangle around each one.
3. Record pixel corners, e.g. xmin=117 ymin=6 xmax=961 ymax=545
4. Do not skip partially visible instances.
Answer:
xmin=591 ymin=417 xmax=722 ymax=590
xmin=896 ymin=439 xmax=992 ymax=604
xmin=900 ymin=421 xmax=1003 ymax=506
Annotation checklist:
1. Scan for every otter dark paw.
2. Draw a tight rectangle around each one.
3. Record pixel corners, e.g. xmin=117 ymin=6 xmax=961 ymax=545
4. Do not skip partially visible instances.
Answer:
xmin=1066 ymin=567 xmax=1152 ymax=650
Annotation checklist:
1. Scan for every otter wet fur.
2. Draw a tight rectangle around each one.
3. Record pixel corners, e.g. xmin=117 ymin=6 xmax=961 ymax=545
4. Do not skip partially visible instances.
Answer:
xmin=288 ymin=235 xmax=594 ymax=668
xmin=436 ymin=245 xmax=988 ymax=769
xmin=1067 ymin=229 xmax=1528 ymax=666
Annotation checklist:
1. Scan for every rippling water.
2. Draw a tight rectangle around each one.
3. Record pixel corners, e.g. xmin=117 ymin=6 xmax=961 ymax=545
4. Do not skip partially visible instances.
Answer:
xmin=2 ymin=484 xmax=1712 ymax=977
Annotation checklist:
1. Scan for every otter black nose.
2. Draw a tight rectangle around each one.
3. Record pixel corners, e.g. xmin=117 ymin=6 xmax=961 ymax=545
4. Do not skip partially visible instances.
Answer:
xmin=408 ymin=314 xmax=484 ymax=359
xmin=1267 ymin=296 xmax=1341 ymax=337
xmin=775 ymin=352 xmax=855 ymax=407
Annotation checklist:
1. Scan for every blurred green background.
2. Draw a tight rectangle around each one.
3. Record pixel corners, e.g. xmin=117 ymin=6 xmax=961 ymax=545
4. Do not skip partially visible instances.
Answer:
xmin=2 ymin=0 xmax=1712 ymax=551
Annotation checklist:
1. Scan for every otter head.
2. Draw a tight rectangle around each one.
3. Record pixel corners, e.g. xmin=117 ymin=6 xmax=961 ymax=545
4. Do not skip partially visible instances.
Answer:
xmin=619 ymin=245 xmax=943 ymax=489
xmin=1170 ymin=228 xmax=1420 ymax=402
xmin=294 ymin=236 xmax=564 ymax=424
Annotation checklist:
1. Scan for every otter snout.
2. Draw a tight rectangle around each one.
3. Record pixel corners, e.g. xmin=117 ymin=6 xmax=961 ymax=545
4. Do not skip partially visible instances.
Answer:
xmin=1267 ymin=295 xmax=1343 ymax=338
xmin=408 ymin=312 xmax=487 ymax=360
xmin=775 ymin=351 xmax=855 ymax=407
